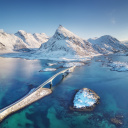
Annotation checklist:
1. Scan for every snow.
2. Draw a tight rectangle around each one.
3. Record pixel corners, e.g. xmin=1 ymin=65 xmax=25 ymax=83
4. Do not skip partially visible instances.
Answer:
xmin=121 ymin=40 xmax=128 ymax=47
xmin=34 ymin=25 xmax=99 ymax=60
xmin=0 ymin=26 xmax=127 ymax=61
xmin=40 ymin=68 xmax=56 ymax=72
xmin=73 ymin=88 xmax=97 ymax=108
xmin=108 ymin=61 xmax=128 ymax=72
xmin=47 ymin=63 xmax=57 ymax=66
xmin=0 ymin=31 xmax=27 ymax=51
xmin=15 ymin=30 xmax=49 ymax=48
xmin=88 ymin=35 xmax=127 ymax=54
xmin=53 ymin=25 xmax=80 ymax=39
xmin=0 ymin=29 xmax=49 ymax=52
xmin=63 ymin=62 xmax=85 ymax=68
xmin=35 ymin=26 xmax=127 ymax=61
xmin=33 ymin=33 xmax=49 ymax=44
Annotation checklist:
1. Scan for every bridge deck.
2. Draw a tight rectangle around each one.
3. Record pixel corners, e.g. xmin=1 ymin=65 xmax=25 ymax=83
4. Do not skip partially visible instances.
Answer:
xmin=0 ymin=66 xmax=75 ymax=122
xmin=0 ymin=88 xmax=52 ymax=122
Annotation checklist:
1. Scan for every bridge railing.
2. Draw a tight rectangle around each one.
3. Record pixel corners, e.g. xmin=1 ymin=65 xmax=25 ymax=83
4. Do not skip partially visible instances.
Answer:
xmin=0 ymin=66 xmax=75 ymax=113
xmin=37 ymin=66 xmax=75 ymax=89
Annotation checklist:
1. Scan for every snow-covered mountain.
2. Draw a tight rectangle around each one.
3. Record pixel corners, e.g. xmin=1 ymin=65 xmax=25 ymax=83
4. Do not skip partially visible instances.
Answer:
xmin=0 ymin=42 xmax=6 ymax=50
xmin=36 ymin=25 xmax=98 ymax=60
xmin=121 ymin=40 xmax=128 ymax=47
xmin=88 ymin=35 xmax=128 ymax=54
xmin=15 ymin=30 xmax=49 ymax=49
xmin=0 ymin=30 xmax=49 ymax=52
xmin=33 ymin=33 xmax=49 ymax=44
xmin=0 ymin=26 xmax=128 ymax=61
xmin=0 ymin=31 xmax=27 ymax=51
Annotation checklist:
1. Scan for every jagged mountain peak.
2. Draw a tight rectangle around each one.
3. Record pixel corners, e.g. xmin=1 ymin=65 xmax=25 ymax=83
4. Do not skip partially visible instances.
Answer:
xmin=14 ymin=30 xmax=49 ymax=48
xmin=38 ymin=25 xmax=97 ymax=59
xmin=33 ymin=33 xmax=48 ymax=37
xmin=53 ymin=25 xmax=79 ymax=40
xmin=16 ymin=30 xmax=27 ymax=35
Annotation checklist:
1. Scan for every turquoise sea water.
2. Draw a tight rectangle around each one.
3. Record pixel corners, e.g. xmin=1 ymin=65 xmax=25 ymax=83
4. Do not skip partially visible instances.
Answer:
xmin=0 ymin=55 xmax=128 ymax=128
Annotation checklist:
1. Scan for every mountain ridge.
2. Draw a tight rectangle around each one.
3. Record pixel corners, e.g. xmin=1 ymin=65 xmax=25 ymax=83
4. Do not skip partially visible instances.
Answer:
xmin=0 ymin=30 xmax=49 ymax=51
xmin=37 ymin=25 xmax=98 ymax=60
xmin=88 ymin=35 xmax=128 ymax=54
xmin=0 ymin=26 xmax=128 ymax=61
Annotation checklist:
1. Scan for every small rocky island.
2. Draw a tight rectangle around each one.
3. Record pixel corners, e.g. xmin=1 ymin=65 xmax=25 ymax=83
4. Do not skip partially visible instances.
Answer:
xmin=71 ymin=88 xmax=100 ymax=111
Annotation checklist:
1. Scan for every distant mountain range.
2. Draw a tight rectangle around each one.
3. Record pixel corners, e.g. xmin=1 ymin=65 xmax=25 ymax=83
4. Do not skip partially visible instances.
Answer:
xmin=0 ymin=25 xmax=128 ymax=60
xmin=36 ymin=25 xmax=128 ymax=59
xmin=0 ymin=30 xmax=49 ymax=51
xmin=121 ymin=40 xmax=128 ymax=47
xmin=88 ymin=35 xmax=128 ymax=54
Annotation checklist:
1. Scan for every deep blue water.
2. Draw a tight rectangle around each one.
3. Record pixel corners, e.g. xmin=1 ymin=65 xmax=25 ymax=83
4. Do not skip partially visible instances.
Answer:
xmin=0 ymin=55 xmax=128 ymax=128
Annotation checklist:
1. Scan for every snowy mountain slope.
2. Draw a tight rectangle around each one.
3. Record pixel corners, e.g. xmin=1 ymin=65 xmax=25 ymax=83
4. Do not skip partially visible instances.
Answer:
xmin=36 ymin=25 xmax=98 ymax=60
xmin=15 ymin=30 xmax=49 ymax=49
xmin=88 ymin=35 xmax=128 ymax=54
xmin=1 ymin=26 xmax=127 ymax=61
xmin=0 ymin=31 xmax=27 ymax=51
xmin=0 ymin=42 xmax=6 ymax=50
xmin=0 ymin=30 xmax=49 ymax=52
xmin=33 ymin=33 xmax=49 ymax=44
xmin=121 ymin=40 xmax=128 ymax=47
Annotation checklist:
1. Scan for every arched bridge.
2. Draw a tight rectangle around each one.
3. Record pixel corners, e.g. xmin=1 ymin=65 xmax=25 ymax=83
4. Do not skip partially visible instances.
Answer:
xmin=37 ymin=66 xmax=75 ymax=89
xmin=0 ymin=66 xmax=75 ymax=122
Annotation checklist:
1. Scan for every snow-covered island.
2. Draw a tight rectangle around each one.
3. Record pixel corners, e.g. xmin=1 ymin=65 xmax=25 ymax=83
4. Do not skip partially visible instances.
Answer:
xmin=47 ymin=63 xmax=57 ymax=66
xmin=63 ymin=62 xmax=85 ymax=68
xmin=39 ymin=68 xmax=57 ymax=72
xmin=71 ymin=88 xmax=100 ymax=111
xmin=107 ymin=61 xmax=128 ymax=72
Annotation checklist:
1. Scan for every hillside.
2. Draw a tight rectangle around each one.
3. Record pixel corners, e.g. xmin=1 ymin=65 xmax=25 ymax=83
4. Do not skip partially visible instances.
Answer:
xmin=36 ymin=25 xmax=98 ymax=60
xmin=88 ymin=35 xmax=128 ymax=54
xmin=15 ymin=30 xmax=49 ymax=49
xmin=0 ymin=30 xmax=49 ymax=52
xmin=0 ymin=31 xmax=27 ymax=51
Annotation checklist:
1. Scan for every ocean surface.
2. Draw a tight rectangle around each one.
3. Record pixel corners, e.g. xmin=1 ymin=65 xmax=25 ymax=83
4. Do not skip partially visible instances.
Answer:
xmin=0 ymin=55 xmax=128 ymax=128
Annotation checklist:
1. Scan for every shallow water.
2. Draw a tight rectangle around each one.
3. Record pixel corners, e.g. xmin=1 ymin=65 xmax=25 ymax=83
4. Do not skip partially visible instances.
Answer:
xmin=0 ymin=55 xmax=128 ymax=128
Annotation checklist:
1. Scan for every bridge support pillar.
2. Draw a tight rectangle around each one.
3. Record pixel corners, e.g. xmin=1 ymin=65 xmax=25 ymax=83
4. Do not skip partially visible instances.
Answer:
xmin=49 ymin=81 xmax=52 ymax=89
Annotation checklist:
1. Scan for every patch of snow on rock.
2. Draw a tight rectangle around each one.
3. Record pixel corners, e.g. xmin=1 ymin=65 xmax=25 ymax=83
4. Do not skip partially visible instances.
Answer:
xmin=63 ymin=62 xmax=85 ymax=68
xmin=40 ymin=68 xmax=56 ymax=72
xmin=108 ymin=61 xmax=128 ymax=72
xmin=73 ymin=88 xmax=98 ymax=108
xmin=47 ymin=63 xmax=57 ymax=66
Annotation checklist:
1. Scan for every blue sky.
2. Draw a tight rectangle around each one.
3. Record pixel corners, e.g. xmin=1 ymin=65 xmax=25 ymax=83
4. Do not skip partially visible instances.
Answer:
xmin=0 ymin=0 xmax=128 ymax=40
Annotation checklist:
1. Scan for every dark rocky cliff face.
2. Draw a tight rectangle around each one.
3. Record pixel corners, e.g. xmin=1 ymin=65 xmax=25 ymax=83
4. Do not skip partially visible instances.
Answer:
xmin=0 ymin=42 xmax=6 ymax=50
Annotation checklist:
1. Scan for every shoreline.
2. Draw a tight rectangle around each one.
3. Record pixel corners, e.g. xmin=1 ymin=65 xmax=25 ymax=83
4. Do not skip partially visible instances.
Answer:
xmin=0 ymin=50 xmax=102 ymax=62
